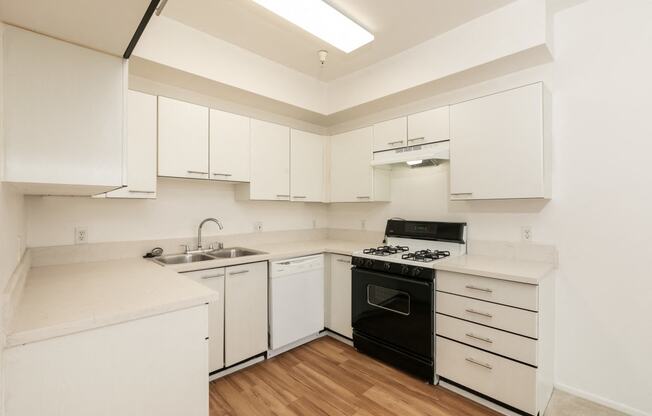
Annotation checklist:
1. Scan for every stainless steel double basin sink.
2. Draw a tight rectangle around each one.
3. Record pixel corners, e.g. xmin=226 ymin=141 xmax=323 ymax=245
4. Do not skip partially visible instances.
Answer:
xmin=152 ymin=247 xmax=266 ymax=266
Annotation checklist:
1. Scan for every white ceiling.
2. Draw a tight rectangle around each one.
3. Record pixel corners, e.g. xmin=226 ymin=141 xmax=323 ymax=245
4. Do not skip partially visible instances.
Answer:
xmin=162 ymin=0 xmax=516 ymax=81
xmin=0 ymin=0 xmax=152 ymax=56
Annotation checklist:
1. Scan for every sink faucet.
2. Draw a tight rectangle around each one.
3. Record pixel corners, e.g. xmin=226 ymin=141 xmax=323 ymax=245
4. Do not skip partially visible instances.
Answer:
xmin=197 ymin=218 xmax=223 ymax=251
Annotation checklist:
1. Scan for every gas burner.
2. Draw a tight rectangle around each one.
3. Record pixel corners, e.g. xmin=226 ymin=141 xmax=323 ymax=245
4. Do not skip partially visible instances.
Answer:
xmin=362 ymin=245 xmax=410 ymax=256
xmin=401 ymin=249 xmax=451 ymax=262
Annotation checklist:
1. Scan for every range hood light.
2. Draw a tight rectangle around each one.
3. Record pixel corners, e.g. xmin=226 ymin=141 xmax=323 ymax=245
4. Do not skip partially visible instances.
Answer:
xmin=406 ymin=160 xmax=423 ymax=166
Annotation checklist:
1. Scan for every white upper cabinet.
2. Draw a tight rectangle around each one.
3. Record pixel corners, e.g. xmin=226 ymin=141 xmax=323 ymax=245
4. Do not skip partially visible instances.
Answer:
xmin=237 ymin=119 xmax=290 ymax=201
xmin=330 ymin=127 xmax=390 ymax=202
xmin=407 ymin=106 xmax=450 ymax=145
xmin=290 ymin=130 xmax=325 ymax=202
xmin=449 ymin=82 xmax=550 ymax=200
xmin=209 ymin=110 xmax=250 ymax=182
xmin=158 ymin=96 xmax=209 ymax=180
xmin=104 ymin=90 xmax=157 ymax=199
xmin=2 ymin=26 xmax=126 ymax=196
xmin=373 ymin=117 xmax=407 ymax=152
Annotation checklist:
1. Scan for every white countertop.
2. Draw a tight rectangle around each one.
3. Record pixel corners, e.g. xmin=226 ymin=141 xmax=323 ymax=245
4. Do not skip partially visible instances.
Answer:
xmin=164 ymin=239 xmax=370 ymax=273
xmin=6 ymin=258 xmax=218 ymax=348
xmin=434 ymin=254 xmax=555 ymax=284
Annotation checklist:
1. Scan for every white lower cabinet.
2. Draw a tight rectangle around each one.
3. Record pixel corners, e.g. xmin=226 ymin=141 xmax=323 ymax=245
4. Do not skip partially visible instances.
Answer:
xmin=325 ymin=254 xmax=353 ymax=338
xmin=4 ymin=306 xmax=209 ymax=416
xmin=182 ymin=268 xmax=226 ymax=373
xmin=225 ymin=261 xmax=268 ymax=366
xmin=435 ymin=270 xmax=554 ymax=415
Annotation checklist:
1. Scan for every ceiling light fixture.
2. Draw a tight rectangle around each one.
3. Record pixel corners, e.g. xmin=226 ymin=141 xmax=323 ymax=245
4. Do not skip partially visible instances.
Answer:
xmin=251 ymin=0 xmax=374 ymax=53
xmin=406 ymin=160 xmax=423 ymax=166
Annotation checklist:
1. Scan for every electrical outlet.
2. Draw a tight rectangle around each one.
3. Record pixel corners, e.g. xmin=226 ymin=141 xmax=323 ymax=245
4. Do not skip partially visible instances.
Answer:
xmin=75 ymin=226 xmax=88 ymax=244
xmin=254 ymin=222 xmax=263 ymax=233
xmin=521 ymin=226 xmax=532 ymax=242
xmin=361 ymin=219 xmax=366 ymax=230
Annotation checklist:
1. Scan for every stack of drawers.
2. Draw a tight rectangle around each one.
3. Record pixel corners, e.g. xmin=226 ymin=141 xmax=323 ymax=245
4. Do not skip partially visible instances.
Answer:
xmin=435 ymin=270 xmax=553 ymax=415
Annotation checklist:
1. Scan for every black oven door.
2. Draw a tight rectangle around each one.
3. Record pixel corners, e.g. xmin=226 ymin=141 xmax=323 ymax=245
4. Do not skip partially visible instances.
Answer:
xmin=351 ymin=267 xmax=433 ymax=359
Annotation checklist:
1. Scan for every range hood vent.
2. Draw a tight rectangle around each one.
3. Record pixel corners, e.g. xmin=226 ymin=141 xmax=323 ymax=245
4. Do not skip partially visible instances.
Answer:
xmin=371 ymin=140 xmax=450 ymax=167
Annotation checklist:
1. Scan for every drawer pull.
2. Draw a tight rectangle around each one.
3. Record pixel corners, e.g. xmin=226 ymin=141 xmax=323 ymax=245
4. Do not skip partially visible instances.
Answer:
xmin=212 ymin=173 xmax=232 ymax=177
xmin=465 ymin=333 xmax=493 ymax=344
xmin=465 ymin=308 xmax=493 ymax=318
xmin=336 ymin=259 xmax=351 ymax=263
xmin=465 ymin=357 xmax=493 ymax=370
xmin=387 ymin=140 xmax=403 ymax=146
xmin=465 ymin=285 xmax=493 ymax=293
xmin=229 ymin=270 xmax=249 ymax=276
xmin=187 ymin=170 xmax=208 ymax=175
xmin=276 ymin=194 xmax=290 ymax=198
xmin=201 ymin=274 xmax=224 ymax=279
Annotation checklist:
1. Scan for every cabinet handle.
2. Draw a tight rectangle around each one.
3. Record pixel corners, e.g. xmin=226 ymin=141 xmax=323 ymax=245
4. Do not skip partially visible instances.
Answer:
xmin=465 ymin=285 xmax=493 ymax=293
xmin=293 ymin=195 xmax=307 ymax=199
xmin=212 ymin=173 xmax=232 ymax=177
xmin=451 ymin=192 xmax=473 ymax=196
xmin=201 ymin=274 xmax=225 ymax=279
xmin=465 ymin=357 xmax=493 ymax=370
xmin=407 ymin=137 xmax=425 ymax=143
xmin=465 ymin=308 xmax=493 ymax=318
xmin=336 ymin=259 xmax=351 ymax=263
xmin=128 ymin=190 xmax=156 ymax=194
xmin=187 ymin=170 xmax=208 ymax=175
xmin=387 ymin=140 xmax=403 ymax=146
xmin=465 ymin=333 xmax=493 ymax=344
xmin=356 ymin=196 xmax=371 ymax=199
xmin=276 ymin=194 xmax=290 ymax=198
xmin=229 ymin=270 xmax=249 ymax=276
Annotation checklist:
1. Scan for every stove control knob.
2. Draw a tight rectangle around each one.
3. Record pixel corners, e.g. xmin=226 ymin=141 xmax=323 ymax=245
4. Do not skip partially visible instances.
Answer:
xmin=412 ymin=267 xmax=423 ymax=277
xmin=383 ymin=262 xmax=392 ymax=271
xmin=353 ymin=257 xmax=364 ymax=267
xmin=401 ymin=265 xmax=410 ymax=275
xmin=365 ymin=259 xmax=374 ymax=268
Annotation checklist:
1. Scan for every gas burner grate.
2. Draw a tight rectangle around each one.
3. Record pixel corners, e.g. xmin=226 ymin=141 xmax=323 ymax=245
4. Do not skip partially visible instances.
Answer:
xmin=401 ymin=249 xmax=451 ymax=262
xmin=362 ymin=245 xmax=410 ymax=256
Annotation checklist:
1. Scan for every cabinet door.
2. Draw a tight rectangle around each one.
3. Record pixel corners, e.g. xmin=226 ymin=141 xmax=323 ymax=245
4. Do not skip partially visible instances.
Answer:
xmin=224 ymin=262 xmax=268 ymax=366
xmin=373 ymin=117 xmax=407 ymax=152
xmin=407 ymin=106 xmax=449 ymax=145
xmin=209 ymin=109 xmax=250 ymax=182
xmin=249 ymin=120 xmax=290 ymax=200
xmin=330 ymin=127 xmax=374 ymax=202
xmin=183 ymin=268 xmax=225 ymax=373
xmin=105 ymin=90 xmax=157 ymax=199
xmin=290 ymin=129 xmax=325 ymax=202
xmin=158 ymin=96 xmax=209 ymax=180
xmin=328 ymin=255 xmax=352 ymax=338
xmin=450 ymin=83 xmax=545 ymax=200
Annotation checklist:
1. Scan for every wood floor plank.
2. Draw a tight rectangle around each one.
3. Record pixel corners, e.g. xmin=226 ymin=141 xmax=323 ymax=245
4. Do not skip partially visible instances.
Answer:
xmin=209 ymin=337 xmax=500 ymax=416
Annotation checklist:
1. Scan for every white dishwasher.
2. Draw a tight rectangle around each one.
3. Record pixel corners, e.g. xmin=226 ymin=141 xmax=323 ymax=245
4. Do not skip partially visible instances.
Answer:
xmin=269 ymin=254 xmax=324 ymax=351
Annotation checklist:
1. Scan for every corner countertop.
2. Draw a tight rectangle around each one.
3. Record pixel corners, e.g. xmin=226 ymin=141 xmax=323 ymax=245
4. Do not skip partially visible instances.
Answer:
xmin=6 ymin=258 xmax=218 ymax=348
xmin=163 ymin=239 xmax=371 ymax=273
xmin=434 ymin=254 xmax=555 ymax=285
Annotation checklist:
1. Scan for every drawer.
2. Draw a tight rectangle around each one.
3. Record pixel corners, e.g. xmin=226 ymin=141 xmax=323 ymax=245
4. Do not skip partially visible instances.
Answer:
xmin=437 ymin=270 xmax=538 ymax=311
xmin=436 ymin=292 xmax=537 ymax=338
xmin=436 ymin=314 xmax=537 ymax=366
xmin=436 ymin=336 xmax=537 ymax=415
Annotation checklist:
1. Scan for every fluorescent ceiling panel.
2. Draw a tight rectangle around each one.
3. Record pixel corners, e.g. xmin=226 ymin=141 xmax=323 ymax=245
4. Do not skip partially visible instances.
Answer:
xmin=251 ymin=0 xmax=374 ymax=53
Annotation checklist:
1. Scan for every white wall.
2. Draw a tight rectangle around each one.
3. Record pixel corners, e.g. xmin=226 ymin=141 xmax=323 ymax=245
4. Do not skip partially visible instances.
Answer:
xmin=25 ymin=178 xmax=328 ymax=247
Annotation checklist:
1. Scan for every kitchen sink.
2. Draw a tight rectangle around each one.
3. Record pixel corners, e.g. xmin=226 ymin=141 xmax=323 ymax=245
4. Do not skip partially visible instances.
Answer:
xmin=153 ymin=253 xmax=215 ymax=265
xmin=208 ymin=247 xmax=265 ymax=258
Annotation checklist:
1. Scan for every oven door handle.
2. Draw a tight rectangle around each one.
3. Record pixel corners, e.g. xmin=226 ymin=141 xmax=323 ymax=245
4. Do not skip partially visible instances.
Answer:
xmin=352 ymin=268 xmax=432 ymax=287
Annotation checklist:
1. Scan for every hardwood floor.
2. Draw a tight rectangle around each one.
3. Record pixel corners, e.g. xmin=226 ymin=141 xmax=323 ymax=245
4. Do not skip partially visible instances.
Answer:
xmin=209 ymin=336 xmax=499 ymax=416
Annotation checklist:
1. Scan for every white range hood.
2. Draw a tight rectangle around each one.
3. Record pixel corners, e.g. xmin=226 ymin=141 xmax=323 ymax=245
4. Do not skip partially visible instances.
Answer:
xmin=371 ymin=140 xmax=450 ymax=167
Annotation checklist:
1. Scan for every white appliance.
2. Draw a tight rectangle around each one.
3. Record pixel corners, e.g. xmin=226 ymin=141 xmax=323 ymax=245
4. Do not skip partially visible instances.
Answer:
xmin=269 ymin=255 xmax=325 ymax=351
xmin=371 ymin=140 xmax=450 ymax=167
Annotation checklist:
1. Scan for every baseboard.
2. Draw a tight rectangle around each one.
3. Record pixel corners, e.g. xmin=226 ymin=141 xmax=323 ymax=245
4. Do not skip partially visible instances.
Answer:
xmin=554 ymin=382 xmax=648 ymax=416
xmin=268 ymin=332 xmax=325 ymax=358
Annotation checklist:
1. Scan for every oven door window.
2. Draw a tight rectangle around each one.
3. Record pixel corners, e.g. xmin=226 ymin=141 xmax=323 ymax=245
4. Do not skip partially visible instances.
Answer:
xmin=367 ymin=285 xmax=410 ymax=316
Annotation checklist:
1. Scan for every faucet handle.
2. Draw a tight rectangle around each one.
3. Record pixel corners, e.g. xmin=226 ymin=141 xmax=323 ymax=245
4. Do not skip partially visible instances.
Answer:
xmin=180 ymin=244 xmax=190 ymax=254
xmin=208 ymin=242 xmax=224 ymax=250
